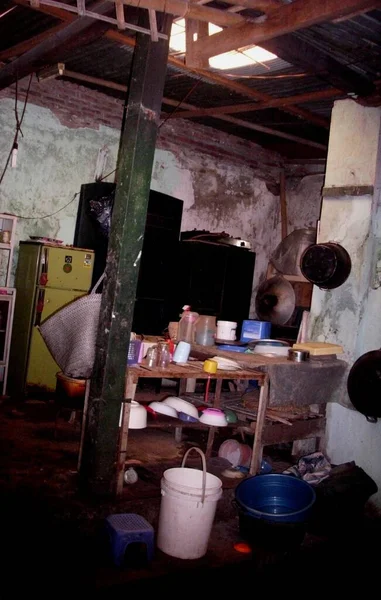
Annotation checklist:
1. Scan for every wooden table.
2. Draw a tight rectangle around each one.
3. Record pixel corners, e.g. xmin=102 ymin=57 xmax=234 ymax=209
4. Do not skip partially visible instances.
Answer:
xmin=117 ymin=360 xmax=268 ymax=494
xmin=117 ymin=348 xmax=345 ymax=495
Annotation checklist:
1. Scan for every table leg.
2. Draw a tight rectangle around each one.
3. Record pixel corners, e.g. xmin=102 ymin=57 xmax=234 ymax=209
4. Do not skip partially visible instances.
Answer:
xmin=214 ymin=379 xmax=222 ymax=407
xmin=179 ymin=378 xmax=187 ymax=395
xmin=206 ymin=426 xmax=217 ymax=459
xmin=175 ymin=427 xmax=183 ymax=443
xmin=116 ymin=373 xmax=137 ymax=496
xmin=77 ymin=379 xmax=90 ymax=472
xmin=250 ymin=374 xmax=269 ymax=475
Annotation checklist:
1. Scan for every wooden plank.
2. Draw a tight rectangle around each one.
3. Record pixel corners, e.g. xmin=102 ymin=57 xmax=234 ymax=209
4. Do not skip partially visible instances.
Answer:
xmin=119 ymin=0 xmax=246 ymax=27
xmin=148 ymin=9 xmax=159 ymax=41
xmin=0 ymin=0 xmax=112 ymax=91
xmin=115 ymin=0 xmax=126 ymax=30
xmin=249 ymin=374 xmax=269 ymax=474
xmin=220 ymin=0 xmax=280 ymax=10
xmin=193 ymin=0 xmax=380 ymax=59
xmin=261 ymin=416 xmax=326 ymax=445
xmin=322 ymin=185 xmax=374 ymax=197
xmin=0 ymin=23 xmax=69 ymax=61
xmin=128 ymin=362 xmax=264 ymax=381
xmin=185 ymin=18 xmax=209 ymax=69
xmin=116 ymin=401 xmax=131 ymax=496
xmin=168 ymin=88 xmax=337 ymax=123
xmin=279 ymin=169 xmax=287 ymax=240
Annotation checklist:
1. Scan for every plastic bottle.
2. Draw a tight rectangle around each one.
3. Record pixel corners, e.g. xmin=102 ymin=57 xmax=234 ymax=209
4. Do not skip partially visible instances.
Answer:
xmin=178 ymin=305 xmax=199 ymax=343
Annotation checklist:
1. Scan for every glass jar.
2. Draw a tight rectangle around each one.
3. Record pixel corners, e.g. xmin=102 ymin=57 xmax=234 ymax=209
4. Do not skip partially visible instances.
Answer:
xmin=157 ymin=341 xmax=170 ymax=369
xmin=146 ymin=345 xmax=158 ymax=368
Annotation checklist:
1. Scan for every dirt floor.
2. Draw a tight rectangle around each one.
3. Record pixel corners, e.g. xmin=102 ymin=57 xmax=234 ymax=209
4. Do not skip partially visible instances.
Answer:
xmin=0 ymin=390 xmax=379 ymax=595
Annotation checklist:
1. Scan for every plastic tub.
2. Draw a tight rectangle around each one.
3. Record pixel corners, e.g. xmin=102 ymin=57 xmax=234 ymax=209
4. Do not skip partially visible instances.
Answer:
xmin=235 ymin=474 xmax=316 ymax=524
xmin=234 ymin=474 xmax=316 ymax=549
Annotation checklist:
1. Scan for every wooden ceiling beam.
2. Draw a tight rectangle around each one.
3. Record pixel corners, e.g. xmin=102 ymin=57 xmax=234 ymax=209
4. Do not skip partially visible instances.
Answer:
xmin=0 ymin=1 xmax=112 ymax=91
xmin=0 ymin=21 xmax=68 ymax=61
xmin=63 ymin=68 xmax=327 ymax=150
xmin=167 ymin=88 xmax=338 ymax=122
xmin=10 ymin=0 xmax=329 ymax=128
xmin=192 ymin=0 xmax=381 ymax=59
xmin=117 ymin=0 xmax=246 ymax=27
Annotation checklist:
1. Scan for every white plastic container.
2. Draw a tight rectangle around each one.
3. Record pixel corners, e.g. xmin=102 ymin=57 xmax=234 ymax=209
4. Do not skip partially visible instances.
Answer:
xmin=157 ymin=448 xmax=222 ymax=559
xmin=216 ymin=320 xmax=237 ymax=341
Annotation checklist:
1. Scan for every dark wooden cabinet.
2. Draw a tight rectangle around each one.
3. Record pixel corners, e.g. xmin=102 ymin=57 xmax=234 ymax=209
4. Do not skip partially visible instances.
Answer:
xmin=176 ymin=240 xmax=255 ymax=329
xmin=74 ymin=183 xmax=183 ymax=335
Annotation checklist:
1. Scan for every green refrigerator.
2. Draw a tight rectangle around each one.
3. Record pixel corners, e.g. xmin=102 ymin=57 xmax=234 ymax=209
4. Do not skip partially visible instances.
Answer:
xmin=9 ymin=242 xmax=94 ymax=396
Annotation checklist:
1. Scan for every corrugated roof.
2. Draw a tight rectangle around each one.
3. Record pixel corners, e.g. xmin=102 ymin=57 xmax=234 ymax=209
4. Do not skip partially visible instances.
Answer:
xmin=0 ymin=2 xmax=380 ymax=157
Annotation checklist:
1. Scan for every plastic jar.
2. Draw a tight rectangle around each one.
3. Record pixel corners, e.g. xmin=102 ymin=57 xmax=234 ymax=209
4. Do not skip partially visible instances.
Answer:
xmin=195 ymin=315 xmax=216 ymax=346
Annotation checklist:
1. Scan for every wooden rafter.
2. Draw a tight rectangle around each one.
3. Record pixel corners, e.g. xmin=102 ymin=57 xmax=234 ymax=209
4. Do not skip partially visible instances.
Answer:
xmin=167 ymin=88 xmax=339 ymax=121
xmin=191 ymin=0 xmax=381 ymax=60
xmin=11 ymin=0 xmax=332 ymax=129
xmin=63 ymin=68 xmax=327 ymax=150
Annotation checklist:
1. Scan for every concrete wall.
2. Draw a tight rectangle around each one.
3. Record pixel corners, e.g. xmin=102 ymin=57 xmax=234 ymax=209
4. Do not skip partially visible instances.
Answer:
xmin=0 ymin=77 xmax=282 ymax=308
xmin=309 ymin=100 xmax=381 ymax=508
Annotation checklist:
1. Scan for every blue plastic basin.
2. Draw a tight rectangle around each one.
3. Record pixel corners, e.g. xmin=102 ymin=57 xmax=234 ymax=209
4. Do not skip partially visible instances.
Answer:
xmin=235 ymin=474 xmax=316 ymax=524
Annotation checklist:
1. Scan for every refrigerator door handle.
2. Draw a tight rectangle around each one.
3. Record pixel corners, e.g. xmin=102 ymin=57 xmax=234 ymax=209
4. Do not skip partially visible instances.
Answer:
xmin=35 ymin=289 xmax=45 ymax=326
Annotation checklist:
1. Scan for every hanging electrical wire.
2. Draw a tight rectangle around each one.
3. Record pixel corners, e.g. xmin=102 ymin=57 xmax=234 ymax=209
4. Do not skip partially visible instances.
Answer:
xmin=159 ymin=77 xmax=203 ymax=128
xmin=0 ymin=74 xmax=33 ymax=186
xmin=10 ymin=192 xmax=79 ymax=220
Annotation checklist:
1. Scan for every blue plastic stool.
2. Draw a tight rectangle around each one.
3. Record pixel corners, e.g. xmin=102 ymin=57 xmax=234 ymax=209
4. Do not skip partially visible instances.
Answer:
xmin=105 ymin=513 xmax=154 ymax=567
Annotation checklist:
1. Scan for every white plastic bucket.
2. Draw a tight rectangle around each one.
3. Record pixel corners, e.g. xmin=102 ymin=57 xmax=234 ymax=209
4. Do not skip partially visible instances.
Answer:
xmin=217 ymin=320 xmax=237 ymax=341
xmin=157 ymin=448 xmax=222 ymax=559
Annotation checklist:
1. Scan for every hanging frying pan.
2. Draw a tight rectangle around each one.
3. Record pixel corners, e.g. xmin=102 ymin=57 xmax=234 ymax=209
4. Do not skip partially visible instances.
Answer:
xmin=300 ymin=242 xmax=351 ymax=289
xmin=347 ymin=349 xmax=381 ymax=423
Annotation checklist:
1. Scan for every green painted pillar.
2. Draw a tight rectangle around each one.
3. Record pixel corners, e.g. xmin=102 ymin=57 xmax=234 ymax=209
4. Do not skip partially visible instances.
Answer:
xmin=80 ymin=12 xmax=173 ymax=495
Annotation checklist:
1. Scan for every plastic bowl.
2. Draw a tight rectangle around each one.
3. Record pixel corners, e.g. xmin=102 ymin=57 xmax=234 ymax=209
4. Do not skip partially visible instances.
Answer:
xmin=199 ymin=408 xmax=228 ymax=427
xmin=162 ymin=397 xmax=199 ymax=419
xmin=148 ymin=401 xmax=178 ymax=418
xmin=178 ymin=411 xmax=199 ymax=423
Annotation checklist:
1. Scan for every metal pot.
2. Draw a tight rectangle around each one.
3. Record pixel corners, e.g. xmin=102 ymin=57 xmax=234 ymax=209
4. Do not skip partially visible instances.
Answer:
xmin=288 ymin=349 xmax=310 ymax=362
xmin=347 ymin=349 xmax=381 ymax=422
xmin=300 ymin=242 xmax=351 ymax=289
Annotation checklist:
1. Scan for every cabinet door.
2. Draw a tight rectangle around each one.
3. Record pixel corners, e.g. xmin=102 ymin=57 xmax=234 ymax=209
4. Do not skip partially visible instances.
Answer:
xmin=222 ymin=246 xmax=256 ymax=325
xmin=177 ymin=242 xmax=227 ymax=316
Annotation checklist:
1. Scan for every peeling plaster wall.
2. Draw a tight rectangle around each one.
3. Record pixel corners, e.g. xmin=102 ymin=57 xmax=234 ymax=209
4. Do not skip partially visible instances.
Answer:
xmin=153 ymin=148 xmax=279 ymax=310
xmin=286 ymin=173 xmax=323 ymax=232
xmin=309 ymin=101 xmax=381 ymax=509
xmin=0 ymin=83 xmax=282 ymax=310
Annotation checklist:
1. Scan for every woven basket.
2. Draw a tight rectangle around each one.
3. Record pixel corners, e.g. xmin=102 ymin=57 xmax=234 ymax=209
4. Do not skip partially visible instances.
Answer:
xmin=39 ymin=274 xmax=104 ymax=379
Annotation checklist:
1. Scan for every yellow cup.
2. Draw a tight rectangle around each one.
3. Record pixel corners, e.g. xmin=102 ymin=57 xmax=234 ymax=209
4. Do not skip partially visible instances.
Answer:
xmin=203 ymin=359 xmax=218 ymax=374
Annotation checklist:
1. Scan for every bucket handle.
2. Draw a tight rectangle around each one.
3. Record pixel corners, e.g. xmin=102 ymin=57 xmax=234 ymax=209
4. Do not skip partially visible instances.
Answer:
xmin=181 ymin=447 xmax=207 ymax=505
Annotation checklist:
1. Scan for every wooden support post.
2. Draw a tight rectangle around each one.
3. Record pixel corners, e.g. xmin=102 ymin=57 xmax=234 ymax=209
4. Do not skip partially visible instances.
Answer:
xmin=206 ymin=426 xmax=217 ymax=459
xmin=249 ymin=374 xmax=269 ymax=474
xmin=214 ymin=379 xmax=222 ymax=407
xmin=80 ymin=11 xmax=173 ymax=496
xmin=280 ymin=170 xmax=288 ymax=240
xmin=185 ymin=19 xmax=209 ymax=69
